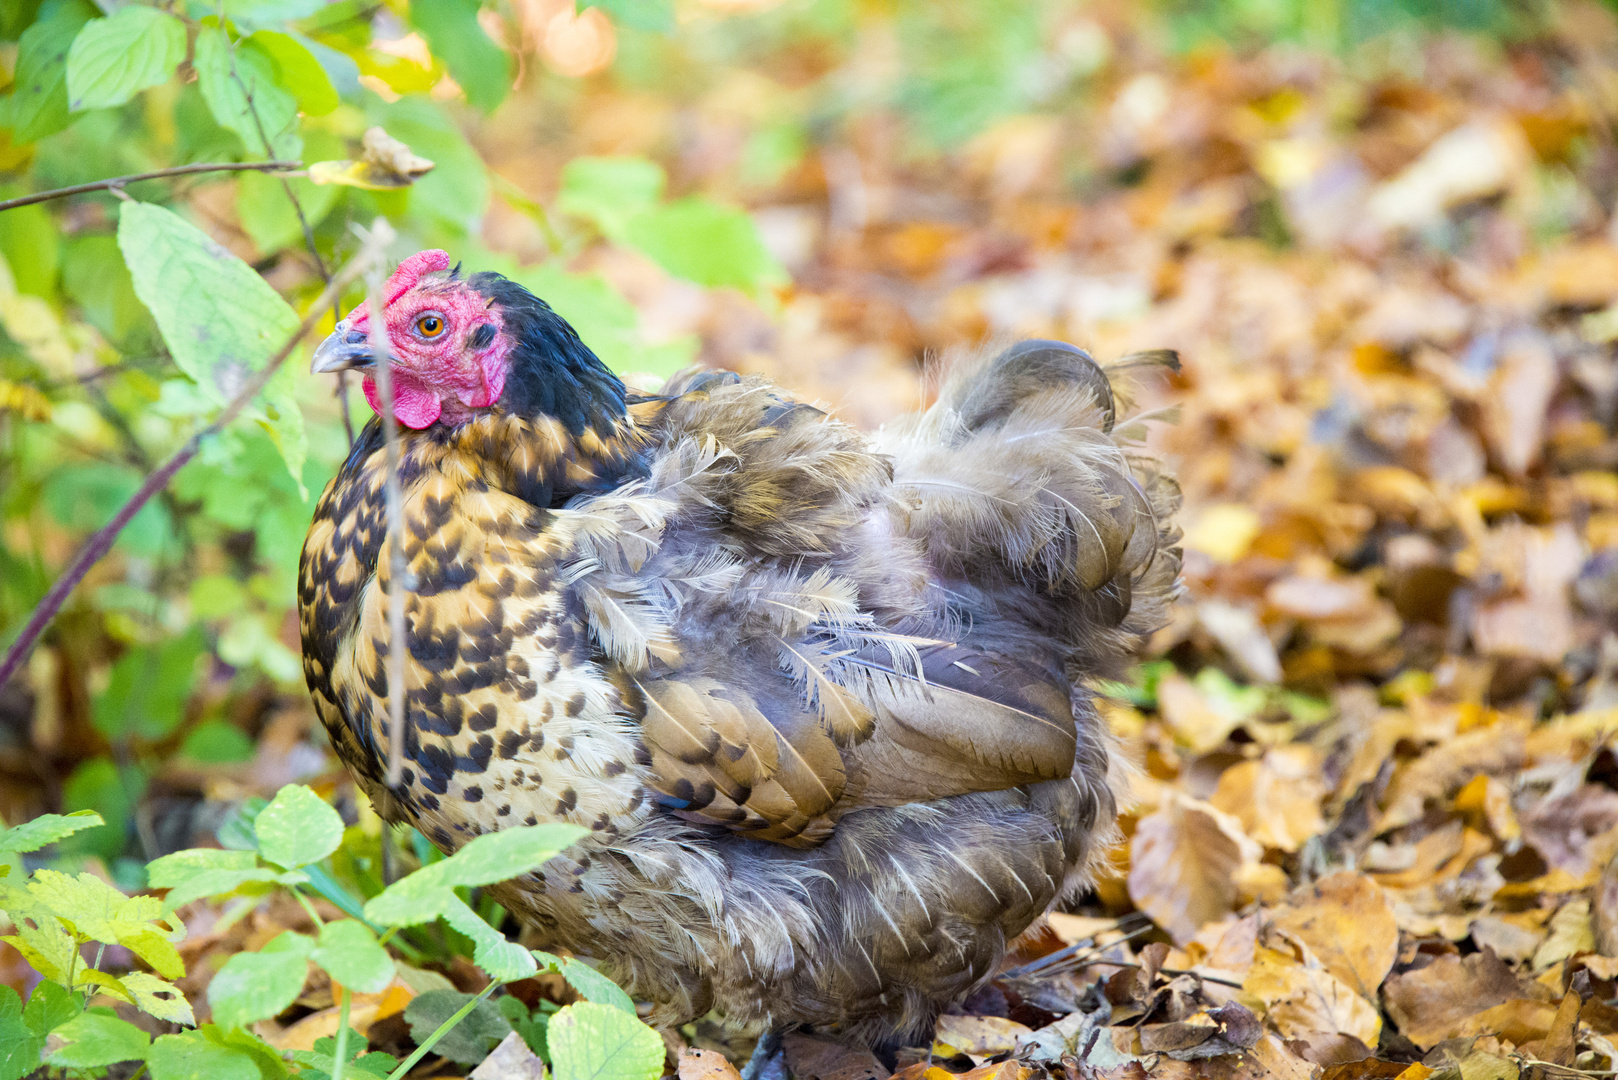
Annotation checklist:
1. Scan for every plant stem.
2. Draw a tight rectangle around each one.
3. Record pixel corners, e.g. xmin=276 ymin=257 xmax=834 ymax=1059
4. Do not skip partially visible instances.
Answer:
xmin=360 ymin=247 xmax=410 ymax=791
xmin=294 ymin=887 xmax=327 ymax=929
xmin=330 ymin=986 xmax=354 ymax=1080
xmin=0 ymin=162 xmax=300 ymax=213
xmin=384 ymin=982 xmax=498 ymax=1080
xmin=0 ymin=225 xmax=392 ymax=691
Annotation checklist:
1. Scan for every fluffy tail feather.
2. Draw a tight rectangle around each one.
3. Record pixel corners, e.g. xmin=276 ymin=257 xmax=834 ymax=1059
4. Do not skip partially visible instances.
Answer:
xmin=876 ymin=339 xmax=1181 ymax=664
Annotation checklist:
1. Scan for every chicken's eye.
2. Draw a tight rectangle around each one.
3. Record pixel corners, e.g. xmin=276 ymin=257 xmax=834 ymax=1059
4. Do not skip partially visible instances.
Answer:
xmin=415 ymin=313 xmax=445 ymax=339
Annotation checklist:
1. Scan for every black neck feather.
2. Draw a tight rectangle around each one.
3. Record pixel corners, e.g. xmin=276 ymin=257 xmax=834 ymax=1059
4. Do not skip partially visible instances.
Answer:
xmin=467 ymin=272 xmax=627 ymax=438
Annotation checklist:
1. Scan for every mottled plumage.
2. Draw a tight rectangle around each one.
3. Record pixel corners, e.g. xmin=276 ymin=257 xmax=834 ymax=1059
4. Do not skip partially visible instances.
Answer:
xmin=299 ymin=253 xmax=1180 ymax=1045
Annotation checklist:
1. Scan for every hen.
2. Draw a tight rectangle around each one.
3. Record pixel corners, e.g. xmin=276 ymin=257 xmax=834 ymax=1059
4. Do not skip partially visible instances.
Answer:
xmin=299 ymin=249 xmax=1180 ymax=1048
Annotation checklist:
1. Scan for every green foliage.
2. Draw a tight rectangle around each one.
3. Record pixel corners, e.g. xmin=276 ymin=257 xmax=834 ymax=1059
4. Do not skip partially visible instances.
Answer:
xmin=92 ymin=625 xmax=209 ymax=741
xmin=311 ymin=919 xmax=395 ymax=994
xmin=548 ymin=1001 xmax=665 ymax=1080
xmin=65 ymin=5 xmax=187 ymax=112
xmin=117 ymin=200 xmax=308 ymax=490
xmin=45 ymin=1008 xmax=151 ymax=1069
xmin=208 ymin=930 xmax=314 ymax=1029
xmin=409 ymin=0 xmax=511 ymax=113
xmin=364 ymin=823 xmax=586 ymax=981
xmin=254 ymin=783 xmax=345 ymax=870
xmin=0 ymin=809 xmax=103 ymax=856
xmin=11 ymin=4 xmax=95 ymax=143
xmin=286 ymin=1029 xmax=398 ymax=1080
xmin=404 ymin=990 xmax=511 ymax=1066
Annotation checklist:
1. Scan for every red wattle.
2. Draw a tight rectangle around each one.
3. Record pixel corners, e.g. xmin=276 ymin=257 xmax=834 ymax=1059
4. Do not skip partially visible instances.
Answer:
xmin=363 ymin=375 xmax=443 ymax=429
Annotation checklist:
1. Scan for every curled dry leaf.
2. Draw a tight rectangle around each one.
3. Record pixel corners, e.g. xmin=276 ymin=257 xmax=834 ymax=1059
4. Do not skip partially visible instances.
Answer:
xmin=1127 ymin=795 xmax=1260 ymax=945
xmin=1243 ymin=940 xmax=1383 ymax=1048
xmin=933 ymin=1014 xmax=1032 ymax=1058
xmin=1382 ymin=948 xmax=1555 ymax=1050
xmin=309 ymin=126 xmax=436 ymax=190
xmin=471 ymin=1031 xmax=548 ymax=1080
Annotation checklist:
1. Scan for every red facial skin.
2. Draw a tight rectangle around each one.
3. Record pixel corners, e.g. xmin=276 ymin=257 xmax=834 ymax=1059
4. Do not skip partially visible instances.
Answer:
xmin=346 ymin=250 xmax=512 ymax=429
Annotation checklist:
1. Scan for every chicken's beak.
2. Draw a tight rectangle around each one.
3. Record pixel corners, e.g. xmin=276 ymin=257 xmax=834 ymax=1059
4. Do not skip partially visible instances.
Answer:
xmin=311 ymin=320 xmax=380 ymax=374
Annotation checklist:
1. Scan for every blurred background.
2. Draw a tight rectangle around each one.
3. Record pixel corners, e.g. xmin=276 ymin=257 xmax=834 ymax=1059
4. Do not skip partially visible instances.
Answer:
xmin=3 ymin=0 xmax=1618 ymax=959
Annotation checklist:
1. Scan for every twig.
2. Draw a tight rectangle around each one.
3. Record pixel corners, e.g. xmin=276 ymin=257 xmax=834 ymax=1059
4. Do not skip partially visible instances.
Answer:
xmin=0 ymin=161 xmax=299 ymax=213
xmin=220 ymin=18 xmax=355 ymax=447
xmin=357 ymin=225 xmax=410 ymax=790
xmin=0 ymin=224 xmax=392 ymax=691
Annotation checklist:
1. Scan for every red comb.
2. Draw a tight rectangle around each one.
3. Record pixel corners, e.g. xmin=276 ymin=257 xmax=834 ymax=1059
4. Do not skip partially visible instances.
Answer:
xmin=351 ymin=249 xmax=452 ymax=327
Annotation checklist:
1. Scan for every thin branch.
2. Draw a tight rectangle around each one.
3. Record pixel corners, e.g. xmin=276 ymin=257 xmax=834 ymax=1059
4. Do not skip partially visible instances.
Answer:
xmin=0 ymin=224 xmax=393 ymax=691
xmin=221 ymin=19 xmax=356 ymax=448
xmin=0 ymin=162 xmax=300 ymax=213
xmin=357 ymin=226 xmax=410 ymax=790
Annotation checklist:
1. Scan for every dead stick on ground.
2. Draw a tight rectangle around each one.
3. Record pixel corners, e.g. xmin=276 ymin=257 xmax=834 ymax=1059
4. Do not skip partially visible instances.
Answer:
xmin=0 ymin=161 xmax=300 ymax=213
xmin=0 ymin=220 xmax=394 ymax=690
xmin=356 ymin=222 xmax=410 ymax=789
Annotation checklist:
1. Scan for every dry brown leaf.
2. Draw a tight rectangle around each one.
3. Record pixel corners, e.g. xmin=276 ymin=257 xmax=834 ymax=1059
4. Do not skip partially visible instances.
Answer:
xmin=933 ymin=1015 xmax=1032 ymax=1057
xmin=1128 ymin=795 xmax=1260 ymax=944
xmin=1209 ymin=746 xmax=1326 ymax=853
xmin=1156 ymin=674 xmax=1245 ymax=754
xmin=1532 ymin=898 xmax=1596 ymax=971
xmin=1468 ymin=914 xmax=1546 ymax=964
xmin=1045 ymin=912 xmax=1121 ymax=945
xmin=1270 ymin=872 xmax=1398 ymax=999
xmin=1382 ymin=949 xmax=1554 ymax=1049
xmin=1520 ymin=785 xmax=1618 ymax=877
xmin=1377 ymin=721 xmax=1526 ymax=831
xmin=471 ymin=1031 xmax=547 ymax=1080
xmin=264 ymin=978 xmax=415 ymax=1051
xmin=1244 ymin=943 xmax=1382 ymax=1047
xmin=782 ymin=1033 xmax=889 ymax=1080
xmin=680 ymin=1048 xmax=743 ymax=1080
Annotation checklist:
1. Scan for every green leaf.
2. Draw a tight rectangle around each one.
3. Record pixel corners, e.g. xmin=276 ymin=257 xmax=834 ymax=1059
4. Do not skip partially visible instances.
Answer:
xmin=0 ymin=200 xmax=60 ymax=300
xmin=62 ymin=233 xmax=158 ymax=349
xmin=557 ymin=156 xmax=666 ymax=242
xmin=207 ymin=930 xmax=312 ymax=1029
xmin=547 ymin=1001 xmax=664 ymax=1080
xmin=583 ymin=0 xmax=674 ymax=34
xmin=147 ymin=1027 xmax=263 ymax=1080
xmin=118 ymin=972 xmax=196 ymax=1026
xmin=42 ymin=463 xmax=175 ymax=556
xmin=148 ymin=848 xmax=258 ymax=888
xmin=92 ymin=625 xmax=208 ymax=741
xmin=117 ymin=200 xmax=307 ymax=490
xmin=22 ymin=983 xmax=80 ymax=1048
xmin=249 ymin=30 xmax=338 ymax=115
xmin=0 ymin=811 xmax=104 ymax=856
xmin=46 ymin=1010 xmax=150 ymax=1069
xmin=26 ymin=869 xmax=185 ymax=978
xmin=287 ymin=1030 xmax=397 ymax=1080
xmin=364 ymin=823 xmax=583 ymax=928
xmin=66 ymin=6 xmax=186 ymax=111
xmin=0 ymin=986 xmax=39 ymax=1080
xmin=408 ymin=0 xmax=511 ymax=112
xmin=179 ymin=720 xmax=257 ymax=764
xmin=11 ymin=4 xmax=95 ymax=143
xmin=497 ymin=995 xmax=548 ymax=1058
xmin=624 ymin=197 xmax=786 ymax=293
xmin=532 ymin=951 xmax=633 ymax=1014
xmin=254 ymin=784 xmax=344 ymax=870
xmin=236 ymin=145 xmax=341 ymax=255
xmin=58 ymin=757 xmax=141 ymax=861
xmin=403 ymin=990 xmax=510 ymax=1067
xmin=2 ymin=918 xmax=79 ymax=986
xmin=312 ymin=920 xmax=395 ymax=995
xmin=193 ymin=27 xmax=302 ymax=160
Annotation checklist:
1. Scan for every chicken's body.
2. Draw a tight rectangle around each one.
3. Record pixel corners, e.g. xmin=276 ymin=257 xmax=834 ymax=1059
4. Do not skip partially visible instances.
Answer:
xmin=299 ymin=253 xmax=1179 ymax=1044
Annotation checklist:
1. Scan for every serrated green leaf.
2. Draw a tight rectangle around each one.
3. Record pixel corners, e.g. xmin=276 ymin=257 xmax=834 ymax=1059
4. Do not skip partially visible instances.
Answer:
xmin=147 ymin=1027 xmax=261 ymax=1080
xmin=287 ymin=1029 xmax=397 ymax=1080
xmin=624 ymin=197 xmax=786 ymax=293
xmin=2 ymin=918 xmax=78 ymax=986
xmin=532 ymin=951 xmax=634 ymax=1013
xmin=66 ymin=6 xmax=186 ymax=111
xmin=193 ymin=27 xmax=302 ymax=161
xmin=120 ymin=972 xmax=197 ymax=1027
xmin=116 ymin=200 xmax=307 ymax=491
xmin=23 ymin=981 xmax=79 ymax=1042
xmin=26 ymin=870 xmax=185 ymax=978
xmin=548 ymin=1001 xmax=664 ymax=1080
xmin=312 ymin=920 xmax=394 ymax=995
xmin=46 ymin=1010 xmax=150 ymax=1069
xmin=403 ymin=990 xmax=510 ymax=1067
xmin=148 ymin=848 xmax=258 ymax=887
xmin=254 ymin=784 xmax=344 ymax=870
xmin=11 ymin=4 xmax=95 ymax=143
xmin=583 ymin=0 xmax=675 ymax=33
xmin=557 ymin=157 xmax=666 ymax=242
xmin=0 ymin=811 xmax=104 ymax=856
xmin=408 ymin=0 xmax=511 ymax=112
xmin=249 ymin=30 xmax=338 ymax=115
xmin=207 ymin=930 xmax=312 ymax=1029
xmin=362 ymin=825 xmax=584 ymax=971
